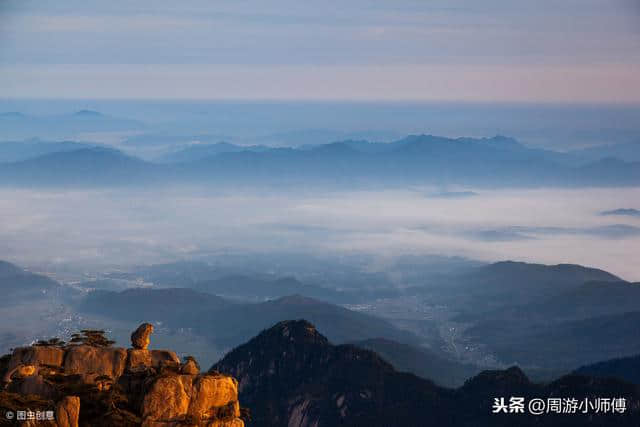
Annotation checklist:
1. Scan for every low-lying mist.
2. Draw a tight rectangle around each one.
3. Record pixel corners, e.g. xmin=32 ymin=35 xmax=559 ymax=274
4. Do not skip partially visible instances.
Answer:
xmin=1 ymin=186 xmax=639 ymax=280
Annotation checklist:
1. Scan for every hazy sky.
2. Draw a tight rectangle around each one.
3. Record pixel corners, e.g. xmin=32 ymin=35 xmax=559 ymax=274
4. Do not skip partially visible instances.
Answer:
xmin=1 ymin=0 xmax=639 ymax=102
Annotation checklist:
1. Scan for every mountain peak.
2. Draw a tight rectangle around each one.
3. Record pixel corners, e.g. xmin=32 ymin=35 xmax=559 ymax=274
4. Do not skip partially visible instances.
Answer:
xmin=461 ymin=365 xmax=531 ymax=393
xmin=250 ymin=319 xmax=329 ymax=348
xmin=268 ymin=319 xmax=322 ymax=338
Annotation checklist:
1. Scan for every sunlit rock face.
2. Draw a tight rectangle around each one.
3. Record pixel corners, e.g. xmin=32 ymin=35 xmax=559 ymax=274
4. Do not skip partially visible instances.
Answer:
xmin=55 ymin=396 xmax=80 ymax=427
xmin=126 ymin=348 xmax=181 ymax=371
xmin=6 ymin=346 xmax=65 ymax=372
xmin=0 ymin=323 xmax=245 ymax=427
xmin=64 ymin=345 xmax=128 ymax=383
xmin=141 ymin=373 xmax=241 ymax=426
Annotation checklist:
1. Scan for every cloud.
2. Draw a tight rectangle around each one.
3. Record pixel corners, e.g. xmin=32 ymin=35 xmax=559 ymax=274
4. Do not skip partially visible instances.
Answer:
xmin=1 ymin=186 xmax=639 ymax=280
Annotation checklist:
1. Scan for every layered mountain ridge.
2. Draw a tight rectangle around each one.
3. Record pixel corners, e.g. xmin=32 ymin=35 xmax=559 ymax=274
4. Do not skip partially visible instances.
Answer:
xmin=1 ymin=134 xmax=639 ymax=188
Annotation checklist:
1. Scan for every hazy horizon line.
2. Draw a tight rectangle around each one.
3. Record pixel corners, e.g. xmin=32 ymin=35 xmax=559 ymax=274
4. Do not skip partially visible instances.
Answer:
xmin=3 ymin=97 xmax=640 ymax=108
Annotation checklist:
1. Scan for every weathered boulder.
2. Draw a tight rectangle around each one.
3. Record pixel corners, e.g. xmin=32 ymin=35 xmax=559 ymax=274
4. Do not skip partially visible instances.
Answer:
xmin=8 ymin=373 xmax=56 ymax=398
xmin=55 ymin=396 xmax=80 ymax=427
xmin=63 ymin=345 xmax=127 ymax=382
xmin=181 ymin=359 xmax=199 ymax=375
xmin=151 ymin=350 xmax=181 ymax=368
xmin=126 ymin=349 xmax=181 ymax=372
xmin=126 ymin=349 xmax=152 ymax=371
xmin=189 ymin=375 xmax=240 ymax=418
xmin=142 ymin=375 xmax=192 ymax=421
xmin=7 ymin=346 xmax=65 ymax=371
xmin=131 ymin=323 xmax=154 ymax=350
xmin=141 ymin=374 xmax=241 ymax=425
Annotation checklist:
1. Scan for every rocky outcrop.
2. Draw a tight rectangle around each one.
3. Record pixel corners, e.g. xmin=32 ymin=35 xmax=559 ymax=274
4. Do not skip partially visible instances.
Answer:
xmin=141 ymin=373 xmax=241 ymax=426
xmin=6 ymin=346 xmax=65 ymax=372
xmin=10 ymin=370 xmax=56 ymax=398
xmin=181 ymin=358 xmax=200 ymax=375
xmin=126 ymin=349 xmax=181 ymax=371
xmin=131 ymin=323 xmax=154 ymax=350
xmin=63 ymin=345 xmax=127 ymax=382
xmin=55 ymin=396 xmax=80 ymax=427
xmin=126 ymin=348 xmax=153 ymax=370
xmin=0 ymin=323 xmax=245 ymax=427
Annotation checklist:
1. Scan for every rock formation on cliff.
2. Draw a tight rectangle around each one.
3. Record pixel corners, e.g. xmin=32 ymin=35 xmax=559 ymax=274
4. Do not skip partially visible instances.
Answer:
xmin=0 ymin=324 xmax=246 ymax=427
xmin=131 ymin=323 xmax=154 ymax=350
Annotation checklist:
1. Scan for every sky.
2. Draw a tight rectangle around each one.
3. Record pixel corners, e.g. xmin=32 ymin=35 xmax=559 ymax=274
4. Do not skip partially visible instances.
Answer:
xmin=1 ymin=0 xmax=640 ymax=102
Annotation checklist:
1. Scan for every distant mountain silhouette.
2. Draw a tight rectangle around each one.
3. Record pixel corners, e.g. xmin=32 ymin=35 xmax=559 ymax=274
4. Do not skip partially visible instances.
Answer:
xmin=188 ymin=294 xmax=422 ymax=348
xmin=461 ymin=279 xmax=640 ymax=369
xmin=465 ymin=279 xmax=640 ymax=331
xmin=351 ymin=338 xmax=480 ymax=387
xmin=79 ymin=287 xmax=230 ymax=324
xmin=157 ymin=142 xmax=271 ymax=163
xmin=571 ymin=141 xmax=640 ymax=163
xmin=97 ymin=260 xmax=397 ymax=303
xmin=192 ymin=275 xmax=348 ymax=303
xmin=575 ymin=157 xmax=640 ymax=185
xmin=172 ymin=134 xmax=608 ymax=187
xmin=406 ymin=261 xmax=636 ymax=371
xmin=1 ymin=134 xmax=639 ymax=188
xmin=420 ymin=261 xmax=622 ymax=315
xmin=78 ymin=259 xmax=640 ymax=374
xmin=0 ymin=147 xmax=160 ymax=186
xmin=601 ymin=208 xmax=640 ymax=217
xmin=471 ymin=311 xmax=640 ymax=370
xmin=123 ymin=133 xmax=231 ymax=148
xmin=0 ymin=260 xmax=61 ymax=304
xmin=0 ymin=139 xmax=95 ymax=162
xmin=80 ymin=291 xmax=420 ymax=349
